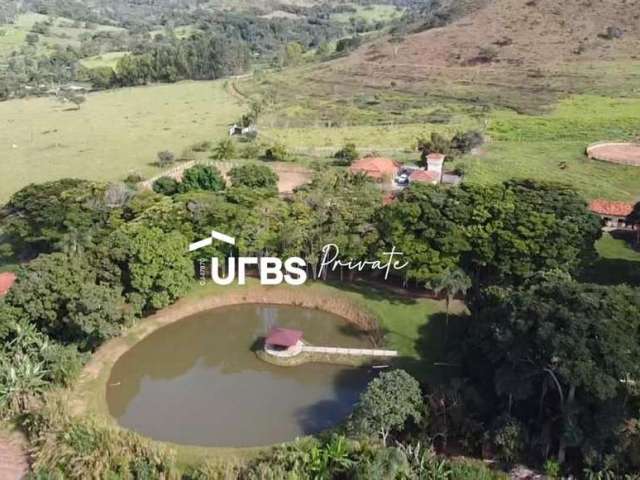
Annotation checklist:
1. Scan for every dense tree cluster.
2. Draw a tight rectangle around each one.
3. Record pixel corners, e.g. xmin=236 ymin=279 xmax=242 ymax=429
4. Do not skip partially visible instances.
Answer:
xmin=463 ymin=277 xmax=640 ymax=473
xmin=377 ymin=180 xmax=602 ymax=290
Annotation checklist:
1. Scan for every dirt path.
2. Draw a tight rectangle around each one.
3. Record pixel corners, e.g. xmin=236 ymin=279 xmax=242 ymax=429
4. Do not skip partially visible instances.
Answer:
xmin=0 ymin=433 xmax=28 ymax=480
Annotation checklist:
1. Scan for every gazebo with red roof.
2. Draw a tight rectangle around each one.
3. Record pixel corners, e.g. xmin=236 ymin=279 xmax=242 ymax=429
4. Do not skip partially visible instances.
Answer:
xmin=265 ymin=327 xmax=303 ymax=349
xmin=0 ymin=272 xmax=17 ymax=297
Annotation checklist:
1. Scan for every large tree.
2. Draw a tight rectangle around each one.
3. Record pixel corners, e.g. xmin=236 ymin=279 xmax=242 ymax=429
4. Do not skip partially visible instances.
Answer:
xmin=348 ymin=369 xmax=423 ymax=446
xmin=106 ymin=224 xmax=193 ymax=312
xmin=4 ymin=253 xmax=129 ymax=350
xmin=467 ymin=276 xmax=640 ymax=464
xmin=0 ymin=179 xmax=110 ymax=256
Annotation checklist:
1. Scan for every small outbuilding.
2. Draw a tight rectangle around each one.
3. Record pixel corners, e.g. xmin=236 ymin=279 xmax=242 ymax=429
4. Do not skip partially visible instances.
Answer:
xmin=589 ymin=199 xmax=636 ymax=231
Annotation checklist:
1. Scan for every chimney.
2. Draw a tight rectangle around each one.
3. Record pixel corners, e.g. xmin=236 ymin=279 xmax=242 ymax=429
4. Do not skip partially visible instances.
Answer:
xmin=426 ymin=153 xmax=445 ymax=183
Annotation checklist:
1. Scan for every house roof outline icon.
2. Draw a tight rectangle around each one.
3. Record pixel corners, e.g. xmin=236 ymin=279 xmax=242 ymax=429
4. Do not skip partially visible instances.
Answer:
xmin=188 ymin=230 xmax=236 ymax=252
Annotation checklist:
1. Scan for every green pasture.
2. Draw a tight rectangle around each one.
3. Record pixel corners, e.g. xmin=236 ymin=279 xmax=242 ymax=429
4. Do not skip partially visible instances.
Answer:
xmin=463 ymin=95 xmax=640 ymax=201
xmin=0 ymin=80 xmax=244 ymax=202
xmin=80 ymin=51 xmax=129 ymax=70
xmin=0 ymin=13 xmax=124 ymax=59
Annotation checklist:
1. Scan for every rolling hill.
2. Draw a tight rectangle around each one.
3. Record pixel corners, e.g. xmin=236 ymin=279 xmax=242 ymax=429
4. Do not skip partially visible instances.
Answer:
xmin=301 ymin=0 xmax=640 ymax=112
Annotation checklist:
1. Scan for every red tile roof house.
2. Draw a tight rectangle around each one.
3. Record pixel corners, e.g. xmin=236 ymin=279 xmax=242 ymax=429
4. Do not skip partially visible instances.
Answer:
xmin=0 ymin=272 xmax=17 ymax=297
xmin=589 ymin=199 xmax=636 ymax=231
xmin=349 ymin=156 xmax=401 ymax=185
xmin=409 ymin=169 xmax=440 ymax=185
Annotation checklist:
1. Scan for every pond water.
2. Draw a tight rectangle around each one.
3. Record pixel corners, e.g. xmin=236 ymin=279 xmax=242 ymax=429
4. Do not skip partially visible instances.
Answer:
xmin=106 ymin=304 xmax=376 ymax=448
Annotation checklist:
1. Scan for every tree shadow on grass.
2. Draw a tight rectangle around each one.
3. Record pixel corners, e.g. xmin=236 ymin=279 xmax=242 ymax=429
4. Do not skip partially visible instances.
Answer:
xmin=582 ymin=231 xmax=640 ymax=286
xmin=390 ymin=311 xmax=471 ymax=386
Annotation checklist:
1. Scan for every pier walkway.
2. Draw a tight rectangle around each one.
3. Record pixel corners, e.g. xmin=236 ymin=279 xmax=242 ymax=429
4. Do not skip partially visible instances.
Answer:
xmin=301 ymin=346 xmax=398 ymax=357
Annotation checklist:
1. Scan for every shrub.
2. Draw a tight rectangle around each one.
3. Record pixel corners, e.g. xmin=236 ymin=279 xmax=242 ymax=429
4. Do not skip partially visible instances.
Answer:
xmin=228 ymin=164 xmax=278 ymax=190
xmin=0 ymin=317 xmax=85 ymax=416
xmin=211 ymin=139 xmax=236 ymax=161
xmin=156 ymin=150 xmax=175 ymax=167
xmin=334 ymin=143 xmax=359 ymax=166
xmin=263 ymin=143 xmax=289 ymax=162
xmin=123 ymin=173 xmax=144 ymax=186
xmin=489 ymin=415 xmax=528 ymax=464
xmin=544 ymin=459 xmax=561 ymax=478
xmin=599 ymin=26 xmax=624 ymax=40
xmin=239 ymin=141 xmax=262 ymax=159
xmin=451 ymin=130 xmax=484 ymax=154
xmin=336 ymin=36 xmax=362 ymax=53
xmin=190 ymin=141 xmax=211 ymax=152
xmin=25 ymin=32 xmax=39 ymax=45
xmin=22 ymin=395 xmax=176 ymax=479
xmin=152 ymin=176 xmax=180 ymax=196
xmin=453 ymin=162 xmax=468 ymax=176
xmin=180 ymin=164 xmax=225 ymax=192
xmin=355 ymin=447 xmax=411 ymax=479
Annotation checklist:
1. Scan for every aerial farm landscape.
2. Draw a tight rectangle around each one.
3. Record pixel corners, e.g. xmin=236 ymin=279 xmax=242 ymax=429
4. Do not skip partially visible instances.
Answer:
xmin=0 ymin=0 xmax=639 ymax=478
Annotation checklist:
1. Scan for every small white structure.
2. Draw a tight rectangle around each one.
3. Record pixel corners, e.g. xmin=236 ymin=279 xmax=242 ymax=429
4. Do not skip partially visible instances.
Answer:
xmin=426 ymin=153 xmax=445 ymax=183
xmin=229 ymin=124 xmax=257 ymax=137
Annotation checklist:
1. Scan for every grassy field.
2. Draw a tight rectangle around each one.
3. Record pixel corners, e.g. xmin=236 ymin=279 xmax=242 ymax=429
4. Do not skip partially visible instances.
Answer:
xmin=463 ymin=95 xmax=640 ymax=201
xmin=0 ymin=13 xmax=124 ymax=59
xmin=0 ymin=80 xmax=244 ymax=202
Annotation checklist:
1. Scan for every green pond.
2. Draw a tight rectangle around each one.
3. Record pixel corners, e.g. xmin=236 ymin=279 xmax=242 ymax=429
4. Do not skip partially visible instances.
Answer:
xmin=106 ymin=304 xmax=376 ymax=448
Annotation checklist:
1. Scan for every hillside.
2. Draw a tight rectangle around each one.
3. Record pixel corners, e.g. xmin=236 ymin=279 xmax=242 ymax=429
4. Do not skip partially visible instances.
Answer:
xmin=300 ymin=0 xmax=640 ymax=112
xmin=363 ymin=0 xmax=640 ymax=68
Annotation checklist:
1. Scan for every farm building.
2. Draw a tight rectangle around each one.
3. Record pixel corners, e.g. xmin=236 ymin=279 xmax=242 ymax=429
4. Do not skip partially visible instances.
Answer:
xmin=349 ymin=156 xmax=400 ymax=183
xmin=589 ymin=199 xmax=636 ymax=231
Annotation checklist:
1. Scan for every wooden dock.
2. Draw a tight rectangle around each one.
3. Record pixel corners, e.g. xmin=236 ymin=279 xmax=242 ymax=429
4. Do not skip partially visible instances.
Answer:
xmin=301 ymin=346 xmax=398 ymax=357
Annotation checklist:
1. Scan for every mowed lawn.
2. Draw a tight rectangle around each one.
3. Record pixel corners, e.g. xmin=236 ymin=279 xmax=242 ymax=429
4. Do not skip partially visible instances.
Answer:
xmin=0 ymin=80 xmax=245 ymax=202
